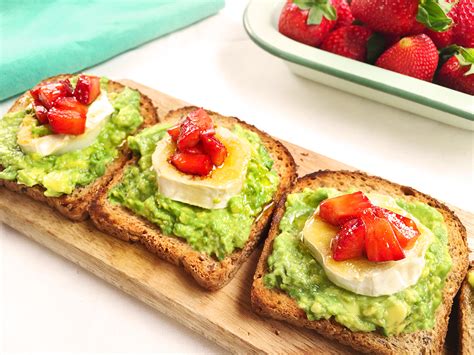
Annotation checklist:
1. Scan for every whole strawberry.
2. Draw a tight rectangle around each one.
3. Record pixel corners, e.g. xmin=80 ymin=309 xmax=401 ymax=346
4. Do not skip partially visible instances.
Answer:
xmin=375 ymin=34 xmax=439 ymax=81
xmin=350 ymin=0 xmax=452 ymax=36
xmin=321 ymin=25 xmax=373 ymax=61
xmin=451 ymin=0 xmax=474 ymax=48
xmin=437 ymin=47 xmax=474 ymax=94
xmin=332 ymin=0 xmax=354 ymax=29
xmin=278 ymin=0 xmax=337 ymax=47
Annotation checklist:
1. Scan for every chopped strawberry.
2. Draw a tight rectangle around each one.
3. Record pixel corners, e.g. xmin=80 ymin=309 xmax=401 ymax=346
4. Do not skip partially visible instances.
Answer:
xmin=201 ymin=134 xmax=228 ymax=166
xmin=177 ymin=118 xmax=200 ymax=151
xmin=187 ymin=108 xmax=214 ymax=135
xmin=74 ymin=75 xmax=101 ymax=105
xmin=168 ymin=126 xmax=181 ymax=141
xmin=170 ymin=152 xmax=213 ymax=176
xmin=33 ymin=102 xmax=48 ymax=124
xmin=319 ymin=191 xmax=372 ymax=226
xmin=47 ymin=106 xmax=87 ymax=135
xmin=53 ymin=97 xmax=88 ymax=115
xmin=374 ymin=207 xmax=420 ymax=249
xmin=30 ymin=82 xmax=72 ymax=109
xmin=362 ymin=210 xmax=405 ymax=262
xmin=331 ymin=218 xmax=366 ymax=261
xmin=183 ymin=143 xmax=205 ymax=155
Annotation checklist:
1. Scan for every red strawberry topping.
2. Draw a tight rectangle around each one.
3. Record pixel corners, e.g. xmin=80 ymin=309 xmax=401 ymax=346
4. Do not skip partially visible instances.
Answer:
xmin=168 ymin=108 xmax=228 ymax=176
xmin=169 ymin=152 xmax=213 ymax=176
xmin=361 ymin=210 xmax=405 ymax=262
xmin=331 ymin=218 xmax=366 ymax=261
xmin=319 ymin=191 xmax=372 ymax=226
xmin=74 ymin=75 xmax=101 ymax=105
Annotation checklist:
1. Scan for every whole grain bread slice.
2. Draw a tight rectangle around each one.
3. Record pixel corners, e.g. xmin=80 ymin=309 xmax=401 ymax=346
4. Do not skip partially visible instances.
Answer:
xmin=90 ymin=106 xmax=297 ymax=290
xmin=251 ymin=170 xmax=469 ymax=354
xmin=459 ymin=265 xmax=473 ymax=355
xmin=0 ymin=74 xmax=158 ymax=221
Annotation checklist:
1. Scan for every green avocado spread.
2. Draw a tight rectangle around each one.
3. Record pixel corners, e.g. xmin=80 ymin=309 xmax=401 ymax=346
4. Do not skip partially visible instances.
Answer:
xmin=0 ymin=78 xmax=144 ymax=197
xmin=468 ymin=270 xmax=474 ymax=289
xmin=264 ymin=188 xmax=452 ymax=336
xmin=108 ymin=123 xmax=279 ymax=260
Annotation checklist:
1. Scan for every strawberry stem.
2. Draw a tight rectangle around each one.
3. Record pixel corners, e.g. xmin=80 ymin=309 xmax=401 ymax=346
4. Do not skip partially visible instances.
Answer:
xmin=293 ymin=0 xmax=337 ymax=25
xmin=416 ymin=0 xmax=452 ymax=32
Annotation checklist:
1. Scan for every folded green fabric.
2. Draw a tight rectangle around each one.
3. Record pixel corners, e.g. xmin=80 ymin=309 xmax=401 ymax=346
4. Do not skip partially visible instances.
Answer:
xmin=0 ymin=0 xmax=224 ymax=101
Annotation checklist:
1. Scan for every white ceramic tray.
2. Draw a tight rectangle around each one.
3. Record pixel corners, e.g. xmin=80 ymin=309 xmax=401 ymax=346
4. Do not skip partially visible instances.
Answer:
xmin=243 ymin=0 xmax=473 ymax=131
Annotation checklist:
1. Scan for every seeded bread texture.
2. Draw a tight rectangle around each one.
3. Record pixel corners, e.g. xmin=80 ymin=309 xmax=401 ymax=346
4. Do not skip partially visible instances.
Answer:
xmin=0 ymin=74 xmax=158 ymax=221
xmin=459 ymin=266 xmax=473 ymax=355
xmin=251 ymin=170 xmax=469 ymax=354
xmin=90 ymin=106 xmax=297 ymax=290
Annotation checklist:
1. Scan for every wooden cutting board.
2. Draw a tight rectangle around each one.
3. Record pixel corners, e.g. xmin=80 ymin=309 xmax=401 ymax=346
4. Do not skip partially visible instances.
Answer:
xmin=1 ymin=80 xmax=472 ymax=354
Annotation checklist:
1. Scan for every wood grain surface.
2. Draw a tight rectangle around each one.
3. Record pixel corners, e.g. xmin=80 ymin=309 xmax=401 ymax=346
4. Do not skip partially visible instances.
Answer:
xmin=0 ymin=80 xmax=472 ymax=354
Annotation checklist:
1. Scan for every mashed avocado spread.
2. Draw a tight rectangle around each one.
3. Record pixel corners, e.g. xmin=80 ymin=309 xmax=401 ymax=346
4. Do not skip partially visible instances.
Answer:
xmin=468 ymin=270 xmax=474 ymax=289
xmin=0 ymin=78 xmax=143 ymax=197
xmin=264 ymin=188 xmax=452 ymax=336
xmin=109 ymin=123 xmax=279 ymax=260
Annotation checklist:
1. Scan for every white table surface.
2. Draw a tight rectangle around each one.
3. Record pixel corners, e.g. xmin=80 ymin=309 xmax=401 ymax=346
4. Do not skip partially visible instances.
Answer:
xmin=1 ymin=1 xmax=473 ymax=353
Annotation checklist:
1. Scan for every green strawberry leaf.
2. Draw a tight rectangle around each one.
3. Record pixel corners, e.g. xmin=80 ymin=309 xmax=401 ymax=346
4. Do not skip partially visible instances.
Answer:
xmin=456 ymin=47 xmax=474 ymax=76
xmin=417 ymin=0 xmax=452 ymax=32
xmin=308 ymin=6 xmax=324 ymax=24
xmin=294 ymin=0 xmax=337 ymax=25
xmin=366 ymin=33 xmax=387 ymax=64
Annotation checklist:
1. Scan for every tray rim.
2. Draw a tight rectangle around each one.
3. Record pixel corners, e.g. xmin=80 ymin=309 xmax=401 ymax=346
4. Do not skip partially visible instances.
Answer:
xmin=243 ymin=0 xmax=473 ymax=123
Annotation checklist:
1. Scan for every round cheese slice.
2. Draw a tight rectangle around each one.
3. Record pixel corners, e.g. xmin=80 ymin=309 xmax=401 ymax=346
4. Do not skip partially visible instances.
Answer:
xmin=18 ymin=92 xmax=114 ymax=156
xmin=301 ymin=193 xmax=433 ymax=297
xmin=151 ymin=126 xmax=251 ymax=209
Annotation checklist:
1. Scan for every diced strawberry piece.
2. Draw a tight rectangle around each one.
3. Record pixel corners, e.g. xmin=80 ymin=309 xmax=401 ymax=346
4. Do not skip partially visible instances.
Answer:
xmin=187 ymin=108 xmax=214 ymax=135
xmin=74 ymin=75 xmax=101 ymax=105
xmin=201 ymin=134 xmax=228 ymax=166
xmin=47 ymin=104 xmax=87 ymax=135
xmin=33 ymin=102 xmax=48 ymax=124
xmin=60 ymin=79 xmax=74 ymax=97
xmin=177 ymin=118 xmax=200 ymax=151
xmin=374 ymin=207 xmax=420 ymax=249
xmin=183 ymin=143 xmax=205 ymax=155
xmin=362 ymin=210 xmax=405 ymax=262
xmin=331 ymin=218 xmax=366 ymax=261
xmin=31 ymin=82 xmax=72 ymax=109
xmin=170 ymin=152 xmax=213 ymax=176
xmin=168 ymin=126 xmax=180 ymax=141
xmin=319 ymin=191 xmax=373 ymax=226
xmin=53 ymin=97 xmax=88 ymax=115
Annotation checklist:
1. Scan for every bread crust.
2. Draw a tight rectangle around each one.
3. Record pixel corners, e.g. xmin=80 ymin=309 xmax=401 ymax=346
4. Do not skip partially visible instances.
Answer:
xmin=89 ymin=106 xmax=297 ymax=290
xmin=0 ymin=74 xmax=158 ymax=221
xmin=459 ymin=267 xmax=473 ymax=355
xmin=251 ymin=170 xmax=469 ymax=354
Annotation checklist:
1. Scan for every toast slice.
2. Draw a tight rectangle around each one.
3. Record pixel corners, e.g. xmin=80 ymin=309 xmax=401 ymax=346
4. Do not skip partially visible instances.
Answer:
xmin=90 ymin=106 xmax=297 ymax=290
xmin=0 ymin=74 xmax=158 ymax=221
xmin=252 ymin=170 xmax=469 ymax=354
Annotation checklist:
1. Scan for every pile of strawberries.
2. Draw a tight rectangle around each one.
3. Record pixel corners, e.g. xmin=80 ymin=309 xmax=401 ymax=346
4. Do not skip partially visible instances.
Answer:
xmin=167 ymin=108 xmax=228 ymax=176
xmin=279 ymin=0 xmax=473 ymax=94
xmin=30 ymin=75 xmax=101 ymax=135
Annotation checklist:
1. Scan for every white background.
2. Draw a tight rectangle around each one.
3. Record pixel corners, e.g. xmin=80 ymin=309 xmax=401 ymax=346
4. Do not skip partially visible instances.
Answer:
xmin=1 ymin=1 xmax=473 ymax=353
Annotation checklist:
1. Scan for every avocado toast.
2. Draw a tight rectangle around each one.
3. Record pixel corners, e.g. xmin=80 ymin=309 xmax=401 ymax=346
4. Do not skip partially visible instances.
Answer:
xmin=90 ymin=106 xmax=297 ymax=290
xmin=252 ymin=170 xmax=468 ymax=354
xmin=0 ymin=74 xmax=158 ymax=221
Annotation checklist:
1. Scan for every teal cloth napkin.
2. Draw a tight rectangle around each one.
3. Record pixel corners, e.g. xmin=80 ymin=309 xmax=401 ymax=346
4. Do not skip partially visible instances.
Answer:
xmin=0 ymin=0 xmax=225 ymax=101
